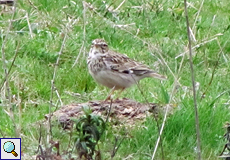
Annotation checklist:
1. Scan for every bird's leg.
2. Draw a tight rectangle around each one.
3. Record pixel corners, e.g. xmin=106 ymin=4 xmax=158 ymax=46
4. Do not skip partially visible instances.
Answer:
xmin=115 ymin=88 xmax=125 ymax=101
xmin=105 ymin=86 xmax=116 ymax=101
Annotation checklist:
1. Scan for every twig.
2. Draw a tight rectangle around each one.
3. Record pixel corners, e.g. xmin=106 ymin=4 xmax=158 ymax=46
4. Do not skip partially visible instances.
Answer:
xmin=149 ymin=42 xmax=180 ymax=160
xmin=216 ymin=38 xmax=229 ymax=65
xmin=148 ymin=44 xmax=177 ymax=83
xmin=130 ymin=74 xmax=165 ymax=160
xmin=0 ymin=41 xmax=20 ymax=91
xmin=184 ymin=0 xmax=201 ymax=159
xmin=27 ymin=0 xmax=38 ymax=10
xmin=26 ymin=12 xmax=34 ymax=38
xmin=72 ymin=1 xmax=86 ymax=67
xmin=209 ymin=89 xmax=230 ymax=107
xmin=114 ymin=0 xmax=126 ymax=11
xmin=1 ymin=0 xmax=17 ymax=137
xmin=48 ymin=33 xmax=67 ymax=143
xmin=55 ymin=89 xmax=63 ymax=107
xmin=0 ymin=129 xmax=4 ymax=138
xmin=151 ymin=104 xmax=169 ymax=160
xmin=111 ymin=136 xmax=126 ymax=158
xmin=189 ymin=26 xmax=196 ymax=42
xmin=16 ymin=69 xmax=22 ymax=138
xmin=175 ymin=34 xmax=222 ymax=59
xmin=72 ymin=41 xmax=85 ymax=68
xmin=192 ymin=0 xmax=204 ymax=33
xmin=105 ymin=99 xmax=113 ymax=123
xmin=201 ymin=39 xmax=222 ymax=99
xmin=0 ymin=16 xmax=27 ymax=23
xmin=36 ymin=124 xmax=42 ymax=153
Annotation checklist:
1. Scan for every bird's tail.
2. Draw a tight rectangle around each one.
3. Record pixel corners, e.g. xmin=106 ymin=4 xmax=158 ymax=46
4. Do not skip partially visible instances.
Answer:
xmin=149 ymin=72 xmax=167 ymax=80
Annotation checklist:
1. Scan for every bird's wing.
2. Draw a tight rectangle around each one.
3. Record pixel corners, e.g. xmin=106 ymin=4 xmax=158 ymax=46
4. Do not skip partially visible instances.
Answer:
xmin=103 ymin=51 xmax=167 ymax=80
xmin=103 ymin=51 xmax=153 ymax=76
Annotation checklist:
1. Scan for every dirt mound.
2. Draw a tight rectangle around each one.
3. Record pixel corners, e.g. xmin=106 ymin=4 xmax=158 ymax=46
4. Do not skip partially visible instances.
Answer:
xmin=46 ymin=98 xmax=175 ymax=129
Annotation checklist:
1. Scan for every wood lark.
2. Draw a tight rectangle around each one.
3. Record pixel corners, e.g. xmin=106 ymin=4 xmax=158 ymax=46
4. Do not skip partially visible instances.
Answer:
xmin=87 ymin=39 xmax=167 ymax=101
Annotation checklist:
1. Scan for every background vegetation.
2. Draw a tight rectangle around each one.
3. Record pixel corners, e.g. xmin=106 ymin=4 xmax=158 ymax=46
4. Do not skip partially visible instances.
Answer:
xmin=0 ymin=0 xmax=230 ymax=159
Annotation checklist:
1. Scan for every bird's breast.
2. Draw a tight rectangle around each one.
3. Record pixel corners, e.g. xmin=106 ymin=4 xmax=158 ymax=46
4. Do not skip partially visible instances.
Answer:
xmin=87 ymin=56 xmax=106 ymax=75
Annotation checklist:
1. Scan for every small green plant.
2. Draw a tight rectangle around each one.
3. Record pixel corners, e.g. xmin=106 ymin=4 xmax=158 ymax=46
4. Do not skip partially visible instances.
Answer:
xmin=74 ymin=106 xmax=106 ymax=160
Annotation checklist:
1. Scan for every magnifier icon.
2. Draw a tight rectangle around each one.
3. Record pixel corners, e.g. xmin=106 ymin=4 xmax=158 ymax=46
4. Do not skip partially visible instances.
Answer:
xmin=3 ymin=141 xmax=18 ymax=157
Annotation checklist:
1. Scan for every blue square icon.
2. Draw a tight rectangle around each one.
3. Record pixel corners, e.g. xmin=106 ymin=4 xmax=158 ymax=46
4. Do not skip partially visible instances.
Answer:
xmin=0 ymin=138 xmax=21 ymax=160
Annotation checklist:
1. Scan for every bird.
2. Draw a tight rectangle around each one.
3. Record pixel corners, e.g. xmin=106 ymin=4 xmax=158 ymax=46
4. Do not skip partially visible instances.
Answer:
xmin=87 ymin=39 xmax=167 ymax=101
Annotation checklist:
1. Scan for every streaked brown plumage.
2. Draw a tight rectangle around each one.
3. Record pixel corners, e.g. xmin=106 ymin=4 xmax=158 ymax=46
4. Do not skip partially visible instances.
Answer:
xmin=87 ymin=39 xmax=166 ymax=100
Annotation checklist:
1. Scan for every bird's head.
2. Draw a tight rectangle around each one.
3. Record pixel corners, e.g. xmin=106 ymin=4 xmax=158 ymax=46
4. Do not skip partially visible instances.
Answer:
xmin=91 ymin=39 xmax=109 ymax=54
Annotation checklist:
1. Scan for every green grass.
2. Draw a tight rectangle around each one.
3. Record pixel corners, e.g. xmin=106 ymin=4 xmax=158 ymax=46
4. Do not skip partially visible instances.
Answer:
xmin=1 ymin=0 xmax=230 ymax=159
